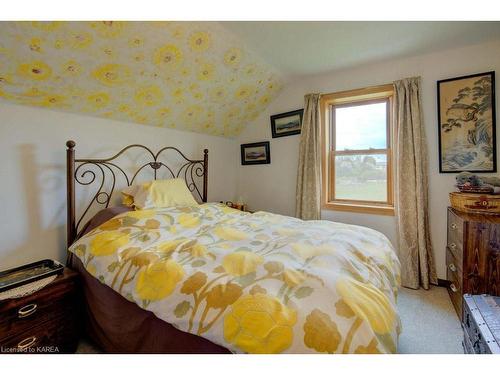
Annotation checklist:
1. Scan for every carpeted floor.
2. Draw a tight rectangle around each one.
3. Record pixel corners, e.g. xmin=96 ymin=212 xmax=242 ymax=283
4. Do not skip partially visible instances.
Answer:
xmin=77 ymin=286 xmax=464 ymax=354
xmin=397 ymin=286 xmax=463 ymax=353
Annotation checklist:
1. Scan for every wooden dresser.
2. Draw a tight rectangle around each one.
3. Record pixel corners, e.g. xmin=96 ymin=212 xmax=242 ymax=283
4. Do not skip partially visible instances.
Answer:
xmin=0 ymin=268 xmax=80 ymax=353
xmin=446 ymin=207 xmax=500 ymax=317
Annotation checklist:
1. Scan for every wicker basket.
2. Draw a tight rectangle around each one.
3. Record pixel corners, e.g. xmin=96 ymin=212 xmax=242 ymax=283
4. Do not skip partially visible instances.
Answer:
xmin=449 ymin=192 xmax=500 ymax=214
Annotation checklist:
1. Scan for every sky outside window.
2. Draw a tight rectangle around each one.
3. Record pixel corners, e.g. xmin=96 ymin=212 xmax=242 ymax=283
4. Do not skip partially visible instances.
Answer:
xmin=335 ymin=102 xmax=387 ymax=150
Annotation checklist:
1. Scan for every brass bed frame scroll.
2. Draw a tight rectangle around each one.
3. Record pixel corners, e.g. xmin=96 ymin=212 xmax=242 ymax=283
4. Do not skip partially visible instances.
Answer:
xmin=66 ymin=140 xmax=208 ymax=249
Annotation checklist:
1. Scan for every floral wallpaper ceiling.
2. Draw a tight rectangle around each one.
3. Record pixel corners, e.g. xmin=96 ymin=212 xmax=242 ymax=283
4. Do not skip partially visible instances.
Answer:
xmin=0 ymin=21 xmax=284 ymax=137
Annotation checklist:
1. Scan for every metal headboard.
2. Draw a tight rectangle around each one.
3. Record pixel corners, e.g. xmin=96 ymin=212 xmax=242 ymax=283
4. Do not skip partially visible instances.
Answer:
xmin=66 ymin=140 xmax=208 ymax=248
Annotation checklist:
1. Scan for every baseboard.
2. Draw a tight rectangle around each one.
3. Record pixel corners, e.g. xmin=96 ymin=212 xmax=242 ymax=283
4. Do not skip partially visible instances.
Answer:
xmin=436 ymin=278 xmax=451 ymax=288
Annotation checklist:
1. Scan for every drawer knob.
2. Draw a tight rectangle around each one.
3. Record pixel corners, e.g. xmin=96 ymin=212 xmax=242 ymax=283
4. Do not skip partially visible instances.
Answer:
xmin=17 ymin=336 xmax=37 ymax=350
xmin=451 ymin=223 xmax=458 ymax=230
xmin=449 ymin=243 xmax=457 ymax=249
xmin=450 ymin=283 xmax=458 ymax=293
xmin=18 ymin=303 xmax=37 ymax=318
xmin=449 ymin=263 xmax=457 ymax=272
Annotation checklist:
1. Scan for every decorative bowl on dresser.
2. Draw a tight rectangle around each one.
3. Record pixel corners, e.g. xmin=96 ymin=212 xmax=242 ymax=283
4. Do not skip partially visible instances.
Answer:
xmin=446 ymin=207 xmax=500 ymax=318
xmin=0 ymin=268 xmax=80 ymax=353
xmin=462 ymin=294 xmax=500 ymax=354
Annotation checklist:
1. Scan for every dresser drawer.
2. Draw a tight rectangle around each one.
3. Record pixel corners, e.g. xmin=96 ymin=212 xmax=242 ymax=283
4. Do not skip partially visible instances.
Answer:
xmin=447 ymin=209 xmax=464 ymax=261
xmin=0 ymin=314 xmax=78 ymax=353
xmin=0 ymin=294 xmax=77 ymax=336
xmin=446 ymin=246 xmax=463 ymax=276
xmin=447 ymin=258 xmax=463 ymax=317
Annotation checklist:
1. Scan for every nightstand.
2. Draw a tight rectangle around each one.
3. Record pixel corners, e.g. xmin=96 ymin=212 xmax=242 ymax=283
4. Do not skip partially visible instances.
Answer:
xmin=0 ymin=268 xmax=80 ymax=353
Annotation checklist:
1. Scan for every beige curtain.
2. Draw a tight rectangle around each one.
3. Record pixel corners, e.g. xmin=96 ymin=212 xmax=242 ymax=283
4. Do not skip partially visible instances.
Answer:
xmin=394 ymin=77 xmax=437 ymax=289
xmin=296 ymin=93 xmax=322 ymax=220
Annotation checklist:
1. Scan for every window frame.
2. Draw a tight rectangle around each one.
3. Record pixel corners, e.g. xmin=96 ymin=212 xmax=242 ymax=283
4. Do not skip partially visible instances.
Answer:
xmin=320 ymin=84 xmax=395 ymax=216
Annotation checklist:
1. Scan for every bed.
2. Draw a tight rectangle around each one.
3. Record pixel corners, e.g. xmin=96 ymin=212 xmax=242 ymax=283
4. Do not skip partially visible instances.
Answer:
xmin=65 ymin=140 xmax=401 ymax=354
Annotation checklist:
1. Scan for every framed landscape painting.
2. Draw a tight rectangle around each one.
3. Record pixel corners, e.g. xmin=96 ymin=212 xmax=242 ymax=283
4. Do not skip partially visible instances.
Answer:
xmin=240 ymin=141 xmax=270 ymax=165
xmin=437 ymin=71 xmax=496 ymax=173
xmin=270 ymin=109 xmax=303 ymax=138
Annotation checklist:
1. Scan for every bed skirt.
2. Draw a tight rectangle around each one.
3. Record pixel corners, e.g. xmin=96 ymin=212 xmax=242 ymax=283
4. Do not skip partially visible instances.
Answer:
xmin=71 ymin=257 xmax=230 ymax=354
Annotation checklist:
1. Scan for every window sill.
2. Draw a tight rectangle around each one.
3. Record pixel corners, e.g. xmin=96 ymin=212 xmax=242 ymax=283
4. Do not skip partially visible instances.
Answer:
xmin=322 ymin=201 xmax=395 ymax=216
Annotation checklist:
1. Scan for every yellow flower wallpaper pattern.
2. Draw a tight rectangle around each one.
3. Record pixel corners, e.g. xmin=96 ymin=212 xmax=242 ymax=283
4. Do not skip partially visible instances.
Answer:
xmin=0 ymin=21 xmax=284 ymax=137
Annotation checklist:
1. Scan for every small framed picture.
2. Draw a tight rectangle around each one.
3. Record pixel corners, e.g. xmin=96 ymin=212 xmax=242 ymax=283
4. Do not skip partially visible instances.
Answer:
xmin=270 ymin=109 xmax=304 ymax=138
xmin=240 ymin=141 xmax=271 ymax=165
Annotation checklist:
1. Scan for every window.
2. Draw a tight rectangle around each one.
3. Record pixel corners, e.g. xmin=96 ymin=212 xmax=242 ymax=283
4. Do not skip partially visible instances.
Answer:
xmin=320 ymin=84 xmax=395 ymax=215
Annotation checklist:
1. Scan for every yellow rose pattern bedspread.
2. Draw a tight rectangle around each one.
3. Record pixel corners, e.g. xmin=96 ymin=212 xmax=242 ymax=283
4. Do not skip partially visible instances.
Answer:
xmin=69 ymin=203 xmax=401 ymax=353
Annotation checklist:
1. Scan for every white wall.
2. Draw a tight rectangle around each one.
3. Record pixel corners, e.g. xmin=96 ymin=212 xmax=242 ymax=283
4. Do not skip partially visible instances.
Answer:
xmin=236 ymin=39 xmax=500 ymax=280
xmin=3 ymin=39 xmax=500 ymax=280
xmin=0 ymin=102 xmax=238 ymax=271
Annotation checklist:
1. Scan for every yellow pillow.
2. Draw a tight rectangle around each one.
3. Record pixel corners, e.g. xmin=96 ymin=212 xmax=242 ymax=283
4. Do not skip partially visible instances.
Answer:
xmin=121 ymin=185 xmax=138 ymax=207
xmin=122 ymin=179 xmax=198 ymax=209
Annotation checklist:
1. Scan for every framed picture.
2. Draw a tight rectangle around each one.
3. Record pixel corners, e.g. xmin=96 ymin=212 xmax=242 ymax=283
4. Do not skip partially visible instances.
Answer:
xmin=437 ymin=71 xmax=496 ymax=173
xmin=240 ymin=141 xmax=270 ymax=165
xmin=270 ymin=109 xmax=304 ymax=138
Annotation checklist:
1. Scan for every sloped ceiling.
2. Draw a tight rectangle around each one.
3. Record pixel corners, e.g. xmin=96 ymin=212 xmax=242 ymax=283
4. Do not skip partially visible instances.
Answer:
xmin=223 ymin=21 xmax=500 ymax=77
xmin=0 ymin=21 xmax=283 ymax=137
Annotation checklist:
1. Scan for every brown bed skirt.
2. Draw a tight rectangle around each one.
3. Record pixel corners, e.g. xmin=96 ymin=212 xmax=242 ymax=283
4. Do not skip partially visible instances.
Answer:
xmin=70 ymin=206 xmax=230 ymax=354
xmin=72 ymin=257 xmax=230 ymax=354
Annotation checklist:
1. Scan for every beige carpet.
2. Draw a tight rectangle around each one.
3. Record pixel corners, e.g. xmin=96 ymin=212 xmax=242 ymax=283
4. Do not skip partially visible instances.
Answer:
xmin=77 ymin=286 xmax=463 ymax=354
xmin=397 ymin=286 xmax=463 ymax=354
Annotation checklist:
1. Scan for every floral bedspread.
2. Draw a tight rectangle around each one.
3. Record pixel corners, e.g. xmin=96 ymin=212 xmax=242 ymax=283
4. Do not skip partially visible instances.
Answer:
xmin=69 ymin=203 xmax=401 ymax=354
